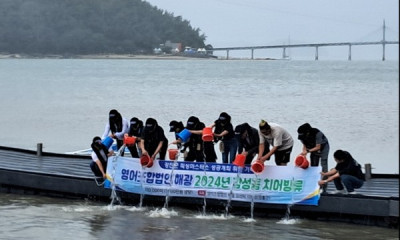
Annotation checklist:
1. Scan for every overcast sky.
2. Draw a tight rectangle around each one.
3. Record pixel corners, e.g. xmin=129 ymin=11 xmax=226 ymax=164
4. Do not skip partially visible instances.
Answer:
xmin=145 ymin=0 xmax=399 ymax=60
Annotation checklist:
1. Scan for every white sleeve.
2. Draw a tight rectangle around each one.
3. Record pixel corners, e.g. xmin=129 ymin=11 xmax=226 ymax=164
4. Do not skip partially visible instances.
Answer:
xmin=115 ymin=118 xmax=129 ymax=140
xmin=259 ymin=131 xmax=265 ymax=144
xmin=102 ymin=123 xmax=110 ymax=139
xmin=91 ymin=152 xmax=99 ymax=162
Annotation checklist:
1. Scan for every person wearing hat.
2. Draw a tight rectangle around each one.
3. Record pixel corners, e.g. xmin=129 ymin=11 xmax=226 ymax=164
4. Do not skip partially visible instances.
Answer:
xmin=184 ymin=116 xmax=205 ymax=162
xmin=125 ymin=117 xmax=144 ymax=158
xmin=257 ymin=120 xmax=294 ymax=166
xmin=140 ymin=118 xmax=168 ymax=160
xmin=169 ymin=120 xmax=185 ymax=150
xmin=90 ymin=136 xmax=114 ymax=179
xmin=102 ymin=109 xmax=129 ymax=155
xmin=297 ymin=123 xmax=330 ymax=192
xmin=297 ymin=123 xmax=329 ymax=170
xmin=185 ymin=116 xmax=217 ymax=163
xmin=210 ymin=112 xmax=237 ymax=164
xmin=235 ymin=123 xmax=269 ymax=164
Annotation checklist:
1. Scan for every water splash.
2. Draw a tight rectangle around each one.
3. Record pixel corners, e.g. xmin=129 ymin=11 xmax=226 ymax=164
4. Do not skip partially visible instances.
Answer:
xmin=163 ymin=160 xmax=178 ymax=209
xmin=126 ymin=206 xmax=146 ymax=212
xmin=108 ymin=145 xmax=125 ymax=208
xmin=193 ymin=213 xmax=234 ymax=220
xmin=225 ymin=167 xmax=242 ymax=218
xmin=277 ymin=218 xmax=300 ymax=225
xmin=243 ymin=217 xmax=256 ymax=223
xmin=249 ymin=174 xmax=259 ymax=220
xmin=148 ymin=207 xmax=178 ymax=218
xmin=282 ymin=177 xmax=295 ymax=221
xmin=201 ymin=157 xmax=208 ymax=216
xmin=139 ymin=166 xmax=146 ymax=208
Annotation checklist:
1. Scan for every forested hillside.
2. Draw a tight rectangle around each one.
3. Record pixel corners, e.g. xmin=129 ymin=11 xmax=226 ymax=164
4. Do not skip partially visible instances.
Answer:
xmin=0 ymin=0 xmax=206 ymax=55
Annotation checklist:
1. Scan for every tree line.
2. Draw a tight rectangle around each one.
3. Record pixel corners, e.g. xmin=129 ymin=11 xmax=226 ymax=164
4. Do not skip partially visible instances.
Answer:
xmin=0 ymin=0 xmax=207 ymax=55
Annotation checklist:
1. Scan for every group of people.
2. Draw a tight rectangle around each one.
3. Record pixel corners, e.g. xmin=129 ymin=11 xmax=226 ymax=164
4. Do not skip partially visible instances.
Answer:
xmin=90 ymin=109 xmax=365 ymax=194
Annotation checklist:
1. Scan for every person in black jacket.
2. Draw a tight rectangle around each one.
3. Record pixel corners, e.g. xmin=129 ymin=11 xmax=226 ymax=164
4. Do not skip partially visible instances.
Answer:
xmin=211 ymin=112 xmax=237 ymax=164
xmin=297 ymin=123 xmax=330 ymax=171
xmin=235 ymin=123 xmax=269 ymax=164
xmin=140 ymin=118 xmax=168 ymax=160
xmin=318 ymin=149 xmax=365 ymax=194
xmin=125 ymin=117 xmax=143 ymax=158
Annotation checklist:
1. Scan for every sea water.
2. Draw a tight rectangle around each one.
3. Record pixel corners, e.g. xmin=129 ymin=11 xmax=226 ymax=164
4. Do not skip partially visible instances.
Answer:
xmin=0 ymin=59 xmax=397 ymax=174
xmin=0 ymin=59 xmax=398 ymax=239
xmin=0 ymin=194 xmax=398 ymax=240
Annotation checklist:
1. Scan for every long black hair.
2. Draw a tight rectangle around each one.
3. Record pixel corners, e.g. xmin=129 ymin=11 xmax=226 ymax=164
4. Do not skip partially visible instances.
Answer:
xmin=109 ymin=109 xmax=122 ymax=133
xmin=91 ymin=136 xmax=109 ymax=165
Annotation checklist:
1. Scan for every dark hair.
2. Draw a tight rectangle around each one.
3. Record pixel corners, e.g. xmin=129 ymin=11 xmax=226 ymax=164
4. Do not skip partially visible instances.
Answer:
xmin=297 ymin=123 xmax=312 ymax=134
xmin=186 ymin=116 xmax=200 ymax=130
xmin=235 ymin=123 xmax=250 ymax=135
xmin=92 ymin=136 xmax=101 ymax=143
xmin=334 ymin=149 xmax=354 ymax=162
xmin=170 ymin=120 xmax=184 ymax=132
xmin=144 ymin=118 xmax=158 ymax=133
xmin=129 ymin=117 xmax=143 ymax=135
xmin=218 ymin=112 xmax=231 ymax=123
xmin=109 ymin=109 xmax=122 ymax=133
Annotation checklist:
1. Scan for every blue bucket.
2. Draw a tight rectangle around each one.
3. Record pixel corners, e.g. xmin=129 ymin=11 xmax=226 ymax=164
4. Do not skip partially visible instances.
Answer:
xmin=104 ymin=179 xmax=111 ymax=188
xmin=177 ymin=129 xmax=191 ymax=143
xmin=101 ymin=136 xmax=114 ymax=149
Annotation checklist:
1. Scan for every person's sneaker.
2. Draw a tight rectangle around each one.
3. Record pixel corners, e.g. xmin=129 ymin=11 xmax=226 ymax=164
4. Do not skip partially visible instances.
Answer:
xmin=329 ymin=189 xmax=347 ymax=194
xmin=348 ymin=191 xmax=359 ymax=195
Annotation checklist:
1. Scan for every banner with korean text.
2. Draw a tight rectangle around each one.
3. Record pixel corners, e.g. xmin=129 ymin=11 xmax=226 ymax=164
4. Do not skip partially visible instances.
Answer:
xmin=106 ymin=156 xmax=321 ymax=206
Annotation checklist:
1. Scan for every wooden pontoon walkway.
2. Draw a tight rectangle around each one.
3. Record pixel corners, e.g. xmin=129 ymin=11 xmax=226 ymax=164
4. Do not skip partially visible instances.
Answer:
xmin=0 ymin=146 xmax=398 ymax=228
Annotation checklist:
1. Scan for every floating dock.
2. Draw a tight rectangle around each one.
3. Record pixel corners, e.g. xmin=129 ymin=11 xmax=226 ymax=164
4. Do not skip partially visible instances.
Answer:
xmin=0 ymin=145 xmax=398 ymax=228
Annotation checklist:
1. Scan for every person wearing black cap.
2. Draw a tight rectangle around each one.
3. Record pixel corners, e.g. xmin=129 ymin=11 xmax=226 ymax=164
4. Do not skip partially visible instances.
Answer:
xmin=185 ymin=116 xmax=217 ymax=163
xmin=258 ymin=120 xmax=293 ymax=166
xmin=297 ymin=123 xmax=330 ymax=171
xmin=125 ymin=117 xmax=144 ymax=158
xmin=102 ymin=109 xmax=129 ymax=155
xmin=90 ymin=136 xmax=114 ymax=179
xmin=184 ymin=116 xmax=205 ymax=162
xmin=235 ymin=123 xmax=269 ymax=164
xmin=211 ymin=112 xmax=237 ymax=164
xmin=140 ymin=118 xmax=168 ymax=160
xmin=169 ymin=120 xmax=185 ymax=149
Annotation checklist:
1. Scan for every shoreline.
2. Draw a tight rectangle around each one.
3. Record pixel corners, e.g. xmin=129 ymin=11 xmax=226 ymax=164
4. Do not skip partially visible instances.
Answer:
xmin=0 ymin=53 xmax=280 ymax=60
xmin=0 ymin=53 xmax=219 ymax=60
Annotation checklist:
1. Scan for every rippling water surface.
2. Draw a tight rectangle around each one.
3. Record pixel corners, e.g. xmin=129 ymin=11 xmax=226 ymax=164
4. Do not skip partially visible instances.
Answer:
xmin=0 ymin=59 xmax=398 ymax=173
xmin=0 ymin=59 xmax=398 ymax=238
xmin=0 ymin=194 xmax=398 ymax=240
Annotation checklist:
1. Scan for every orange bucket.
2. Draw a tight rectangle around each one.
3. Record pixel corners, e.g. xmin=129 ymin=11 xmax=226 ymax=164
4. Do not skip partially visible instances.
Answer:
xmin=233 ymin=154 xmax=246 ymax=168
xmin=295 ymin=155 xmax=305 ymax=166
xmin=295 ymin=155 xmax=309 ymax=169
xmin=140 ymin=155 xmax=153 ymax=168
xmin=251 ymin=161 xmax=265 ymax=174
xmin=168 ymin=149 xmax=179 ymax=160
xmin=124 ymin=136 xmax=136 ymax=146
xmin=301 ymin=159 xmax=309 ymax=169
xmin=202 ymin=127 xmax=213 ymax=142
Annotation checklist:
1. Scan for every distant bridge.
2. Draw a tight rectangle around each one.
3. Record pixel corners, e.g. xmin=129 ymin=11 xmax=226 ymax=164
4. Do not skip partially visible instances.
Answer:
xmin=210 ymin=21 xmax=399 ymax=61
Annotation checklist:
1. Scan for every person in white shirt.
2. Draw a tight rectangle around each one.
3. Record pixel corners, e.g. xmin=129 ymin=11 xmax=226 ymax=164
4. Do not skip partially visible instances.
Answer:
xmin=102 ymin=109 xmax=129 ymax=155
xmin=257 ymin=120 xmax=294 ymax=166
